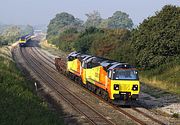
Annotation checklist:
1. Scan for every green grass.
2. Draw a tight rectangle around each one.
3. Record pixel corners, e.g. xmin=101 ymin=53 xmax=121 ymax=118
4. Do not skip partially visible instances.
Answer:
xmin=140 ymin=61 xmax=180 ymax=94
xmin=40 ymin=40 xmax=67 ymax=58
xmin=140 ymin=82 xmax=172 ymax=98
xmin=0 ymin=47 xmax=64 ymax=125
xmin=172 ymin=113 xmax=179 ymax=118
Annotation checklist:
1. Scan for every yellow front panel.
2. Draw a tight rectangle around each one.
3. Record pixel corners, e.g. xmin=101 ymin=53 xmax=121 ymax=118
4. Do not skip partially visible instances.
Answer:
xmin=19 ymin=40 xmax=26 ymax=43
xmin=110 ymin=80 xmax=140 ymax=99
xmin=119 ymin=84 xmax=131 ymax=91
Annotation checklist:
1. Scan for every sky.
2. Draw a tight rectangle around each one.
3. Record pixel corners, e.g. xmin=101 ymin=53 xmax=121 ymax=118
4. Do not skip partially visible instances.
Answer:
xmin=0 ymin=0 xmax=179 ymax=26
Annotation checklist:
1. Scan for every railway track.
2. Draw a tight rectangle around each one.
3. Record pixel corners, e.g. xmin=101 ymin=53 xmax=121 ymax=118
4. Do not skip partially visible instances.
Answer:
xmin=34 ymin=47 xmax=55 ymax=64
xmin=30 ymin=47 xmax=166 ymax=125
xmin=18 ymin=47 xmax=116 ymax=125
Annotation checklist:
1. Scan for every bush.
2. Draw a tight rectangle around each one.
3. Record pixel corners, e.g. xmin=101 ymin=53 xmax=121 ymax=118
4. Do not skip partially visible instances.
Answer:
xmin=131 ymin=5 xmax=180 ymax=69
xmin=172 ymin=113 xmax=179 ymax=118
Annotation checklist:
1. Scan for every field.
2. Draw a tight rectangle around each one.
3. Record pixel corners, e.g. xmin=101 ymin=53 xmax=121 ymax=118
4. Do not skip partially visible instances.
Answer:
xmin=0 ymin=46 xmax=64 ymax=125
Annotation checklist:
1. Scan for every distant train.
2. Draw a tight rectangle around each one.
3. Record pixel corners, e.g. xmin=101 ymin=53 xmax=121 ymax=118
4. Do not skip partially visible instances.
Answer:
xmin=19 ymin=34 xmax=31 ymax=47
xmin=55 ymin=52 xmax=140 ymax=104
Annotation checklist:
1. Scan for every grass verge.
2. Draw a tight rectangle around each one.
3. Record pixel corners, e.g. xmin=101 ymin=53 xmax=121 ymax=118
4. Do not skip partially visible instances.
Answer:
xmin=40 ymin=40 xmax=67 ymax=58
xmin=0 ymin=46 xmax=64 ymax=125
xmin=140 ymin=61 xmax=180 ymax=95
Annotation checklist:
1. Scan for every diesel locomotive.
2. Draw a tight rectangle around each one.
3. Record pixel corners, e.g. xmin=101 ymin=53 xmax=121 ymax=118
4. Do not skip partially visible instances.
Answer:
xmin=19 ymin=34 xmax=31 ymax=47
xmin=55 ymin=52 xmax=140 ymax=104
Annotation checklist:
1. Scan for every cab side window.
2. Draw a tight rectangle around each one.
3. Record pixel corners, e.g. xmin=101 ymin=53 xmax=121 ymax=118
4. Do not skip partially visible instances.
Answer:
xmin=87 ymin=62 xmax=92 ymax=68
xmin=108 ymin=70 xmax=112 ymax=79
xmin=82 ymin=61 xmax=87 ymax=68
xmin=68 ymin=56 xmax=74 ymax=61
xmin=91 ymin=62 xmax=99 ymax=68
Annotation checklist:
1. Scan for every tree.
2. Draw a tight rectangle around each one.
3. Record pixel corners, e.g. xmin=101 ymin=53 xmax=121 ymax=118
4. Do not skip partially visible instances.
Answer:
xmin=90 ymin=29 xmax=132 ymax=60
xmin=107 ymin=11 xmax=133 ymax=29
xmin=2 ymin=26 xmax=21 ymax=43
xmin=2 ymin=26 xmax=21 ymax=37
xmin=99 ymin=19 xmax=109 ymax=28
xmin=74 ymin=27 xmax=103 ymax=53
xmin=0 ymin=25 xmax=21 ymax=45
xmin=84 ymin=11 xmax=102 ymax=28
xmin=47 ymin=12 xmax=83 ymax=43
xmin=131 ymin=5 xmax=180 ymax=68
xmin=19 ymin=25 xmax=34 ymax=36
xmin=58 ymin=28 xmax=79 ymax=52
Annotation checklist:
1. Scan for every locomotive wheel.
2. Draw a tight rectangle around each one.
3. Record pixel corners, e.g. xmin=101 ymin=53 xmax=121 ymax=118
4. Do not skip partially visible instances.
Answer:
xmin=88 ymin=83 xmax=92 ymax=91
xmin=92 ymin=84 xmax=96 ymax=93
xmin=96 ymin=88 xmax=101 ymax=96
xmin=108 ymin=97 xmax=112 ymax=103
xmin=103 ymin=92 xmax=108 ymax=101
xmin=74 ymin=76 xmax=78 ymax=82
xmin=77 ymin=77 xmax=82 ymax=85
xmin=84 ymin=83 xmax=88 ymax=89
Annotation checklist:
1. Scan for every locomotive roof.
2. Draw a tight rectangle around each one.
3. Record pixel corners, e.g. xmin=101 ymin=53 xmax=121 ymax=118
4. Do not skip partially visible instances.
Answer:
xmin=108 ymin=63 xmax=135 ymax=70
xmin=77 ymin=54 xmax=91 ymax=61
xmin=85 ymin=56 xmax=96 ymax=63
xmin=68 ymin=51 xmax=81 ymax=57
xmin=21 ymin=34 xmax=31 ymax=39
xmin=82 ymin=55 xmax=92 ymax=61
xmin=68 ymin=51 xmax=76 ymax=56
xmin=100 ymin=61 xmax=119 ymax=67
xmin=67 ymin=52 xmax=136 ymax=70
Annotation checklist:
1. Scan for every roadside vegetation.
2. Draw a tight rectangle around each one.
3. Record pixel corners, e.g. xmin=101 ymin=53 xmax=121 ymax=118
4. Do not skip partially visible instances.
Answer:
xmin=46 ymin=5 xmax=180 ymax=94
xmin=0 ymin=24 xmax=33 ymax=46
xmin=0 ymin=47 xmax=64 ymax=125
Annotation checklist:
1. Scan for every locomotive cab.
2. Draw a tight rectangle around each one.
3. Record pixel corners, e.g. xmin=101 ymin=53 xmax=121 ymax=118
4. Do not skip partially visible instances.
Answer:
xmin=67 ymin=52 xmax=81 ymax=75
xmin=108 ymin=64 xmax=140 ymax=100
xmin=19 ymin=34 xmax=32 ymax=47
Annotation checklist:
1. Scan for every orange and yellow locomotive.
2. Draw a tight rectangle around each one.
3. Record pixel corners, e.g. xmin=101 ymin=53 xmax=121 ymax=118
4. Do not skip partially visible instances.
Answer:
xmin=55 ymin=52 xmax=140 ymax=103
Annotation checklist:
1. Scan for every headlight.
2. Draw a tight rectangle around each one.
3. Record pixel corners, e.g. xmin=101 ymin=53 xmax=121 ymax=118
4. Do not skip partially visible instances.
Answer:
xmin=132 ymin=85 xmax=138 ymax=91
xmin=114 ymin=84 xmax=119 ymax=90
